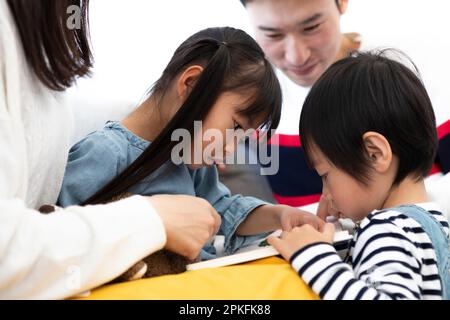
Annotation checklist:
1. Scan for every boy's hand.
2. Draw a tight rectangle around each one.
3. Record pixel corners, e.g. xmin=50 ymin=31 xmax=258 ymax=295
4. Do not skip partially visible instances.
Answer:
xmin=317 ymin=193 xmax=344 ymax=220
xmin=268 ymin=223 xmax=335 ymax=261
xmin=278 ymin=205 xmax=325 ymax=231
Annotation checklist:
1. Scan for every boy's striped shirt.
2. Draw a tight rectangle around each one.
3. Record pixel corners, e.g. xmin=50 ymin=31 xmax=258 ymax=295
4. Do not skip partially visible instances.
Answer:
xmin=290 ymin=203 xmax=449 ymax=300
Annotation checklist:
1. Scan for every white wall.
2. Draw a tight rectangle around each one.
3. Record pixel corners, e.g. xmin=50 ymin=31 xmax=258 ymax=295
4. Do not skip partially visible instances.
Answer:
xmin=69 ymin=0 xmax=450 ymax=143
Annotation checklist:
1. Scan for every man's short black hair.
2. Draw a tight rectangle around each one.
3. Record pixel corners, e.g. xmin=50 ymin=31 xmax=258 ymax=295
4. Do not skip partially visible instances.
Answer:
xmin=299 ymin=50 xmax=437 ymax=186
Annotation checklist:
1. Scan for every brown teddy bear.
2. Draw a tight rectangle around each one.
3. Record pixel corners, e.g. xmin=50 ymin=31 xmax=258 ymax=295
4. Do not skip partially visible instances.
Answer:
xmin=38 ymin=193 xmax=200 ymax=283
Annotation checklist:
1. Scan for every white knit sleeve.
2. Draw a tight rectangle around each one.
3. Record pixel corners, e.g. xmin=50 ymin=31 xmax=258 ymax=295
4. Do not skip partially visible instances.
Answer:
xmin=0 ymin=196 xmax=167 ymax=299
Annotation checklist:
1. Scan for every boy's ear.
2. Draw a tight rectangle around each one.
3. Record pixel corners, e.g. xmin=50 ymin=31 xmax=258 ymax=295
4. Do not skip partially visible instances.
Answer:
xmin=362 ymin=131 xmax=393 ymax=173
xmin=176 ymin=65 xmax=204 ymax=99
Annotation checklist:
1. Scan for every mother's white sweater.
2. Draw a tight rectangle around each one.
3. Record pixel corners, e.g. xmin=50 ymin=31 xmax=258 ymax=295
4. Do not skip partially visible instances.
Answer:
xmin=0 ymin=0 xmax=166 ymax=299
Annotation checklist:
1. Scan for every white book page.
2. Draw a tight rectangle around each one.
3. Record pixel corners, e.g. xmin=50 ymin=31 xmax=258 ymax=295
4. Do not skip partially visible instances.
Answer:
xmin=187 ymin=219 xmax=353 ymax=271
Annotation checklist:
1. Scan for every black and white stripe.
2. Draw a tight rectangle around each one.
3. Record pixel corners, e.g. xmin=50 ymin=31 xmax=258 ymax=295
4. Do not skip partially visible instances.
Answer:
xmin=290 ymin=203 xmax=449 ymax=300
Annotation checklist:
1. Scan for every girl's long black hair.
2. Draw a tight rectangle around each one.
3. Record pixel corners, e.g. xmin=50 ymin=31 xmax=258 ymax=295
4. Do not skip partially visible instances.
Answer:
xmin=83 ymin=27 xmax=282 ymax=205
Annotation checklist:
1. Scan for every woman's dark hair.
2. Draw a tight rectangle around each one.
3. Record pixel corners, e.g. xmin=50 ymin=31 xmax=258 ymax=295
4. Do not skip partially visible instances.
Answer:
xmin=7 ymin=0 xmax=93 ymax=91
xmin=300 ymin=49 xmax=437 ymax=186
xmin=83 ymin=27 xmax=282 ymax=205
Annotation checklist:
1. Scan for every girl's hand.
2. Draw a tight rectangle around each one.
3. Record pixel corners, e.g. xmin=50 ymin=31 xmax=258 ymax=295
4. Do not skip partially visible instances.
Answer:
xmin=278 ymin=205 xmax=325 ymax=231
xmin=216 ymin=163 xmax=227 ymax=171
xmin=236 ymin=205 xmax=324 ymax=236
xmin=268 ymin=223 xmax=335 ymax=261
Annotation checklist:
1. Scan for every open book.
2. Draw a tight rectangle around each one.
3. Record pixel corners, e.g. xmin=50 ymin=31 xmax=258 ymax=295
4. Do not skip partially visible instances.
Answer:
xmin=186 ymin=218 xmax=354 ymax=271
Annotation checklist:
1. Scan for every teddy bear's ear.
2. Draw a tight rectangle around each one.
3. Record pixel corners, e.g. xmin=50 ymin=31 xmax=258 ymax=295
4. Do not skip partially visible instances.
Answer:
xmin=112 ymin=261 xmax=148 ymax=283
xmin=38 ymin=204 xmax=56 ymax=214
xmin=108 ymin=192 xmax=134 ymax=203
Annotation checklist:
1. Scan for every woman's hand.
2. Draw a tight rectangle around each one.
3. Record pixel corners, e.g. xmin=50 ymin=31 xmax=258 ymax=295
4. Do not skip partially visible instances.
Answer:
xmin=147 ymin=195 xmax=221 ymax=260
xmin=268 ymin=223 xmax=335 ymax=261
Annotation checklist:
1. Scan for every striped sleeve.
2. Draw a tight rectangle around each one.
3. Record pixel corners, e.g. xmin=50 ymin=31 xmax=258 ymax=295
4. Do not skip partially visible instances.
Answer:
xmin=290 ymin=219 xmax=429 ymax=300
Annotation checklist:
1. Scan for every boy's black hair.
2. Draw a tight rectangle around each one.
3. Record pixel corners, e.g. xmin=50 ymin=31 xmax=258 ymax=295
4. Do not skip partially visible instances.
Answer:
xmin=299 ymin=49 xmax=437 ymax=186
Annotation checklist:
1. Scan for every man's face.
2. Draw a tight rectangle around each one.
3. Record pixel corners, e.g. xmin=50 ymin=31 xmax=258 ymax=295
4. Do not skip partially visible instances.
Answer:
xmin=246 ymin=0 xmax=346 ymax=87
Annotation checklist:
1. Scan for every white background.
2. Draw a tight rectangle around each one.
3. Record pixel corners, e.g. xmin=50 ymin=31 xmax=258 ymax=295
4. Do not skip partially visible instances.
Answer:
xmin=69 ymin=0 xmax=450 ymax=143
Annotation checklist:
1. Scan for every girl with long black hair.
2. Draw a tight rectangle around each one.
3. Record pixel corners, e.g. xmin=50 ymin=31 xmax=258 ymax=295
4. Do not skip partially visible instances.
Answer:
xmin=58 ymin=27 xmax=324 ymax=261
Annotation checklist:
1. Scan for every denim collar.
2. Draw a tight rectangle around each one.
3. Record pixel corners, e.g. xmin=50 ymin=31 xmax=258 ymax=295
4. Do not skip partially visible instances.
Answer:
xmin=105 ymin=120 xmax=150 ymax=151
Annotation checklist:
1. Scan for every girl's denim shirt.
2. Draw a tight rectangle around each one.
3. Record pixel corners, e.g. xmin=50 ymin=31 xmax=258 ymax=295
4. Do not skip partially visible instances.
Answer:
xmin=58 ymin=121 xmax=270 ymax=259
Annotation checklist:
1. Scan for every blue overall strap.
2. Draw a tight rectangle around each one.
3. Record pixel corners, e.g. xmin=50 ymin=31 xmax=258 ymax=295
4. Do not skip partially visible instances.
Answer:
xmin=392 ymin=205 xmax=450 ymax=300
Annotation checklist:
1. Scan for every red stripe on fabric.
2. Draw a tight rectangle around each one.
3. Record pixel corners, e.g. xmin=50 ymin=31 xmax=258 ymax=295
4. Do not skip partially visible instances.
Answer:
xmin=437 ymin=120 xmax=450 ymax=140
xmin=429 ymin=163 xmax=442 ymax=176
xmin=270 ymin=121 xmax=450 ymax=144
xmin=273 ymin=193 xmax=321 ymax=207
xmin=269 ymin=134 xmax=301 ymax=147
xmin=269 ymin=121 xmax=450 ymax=146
